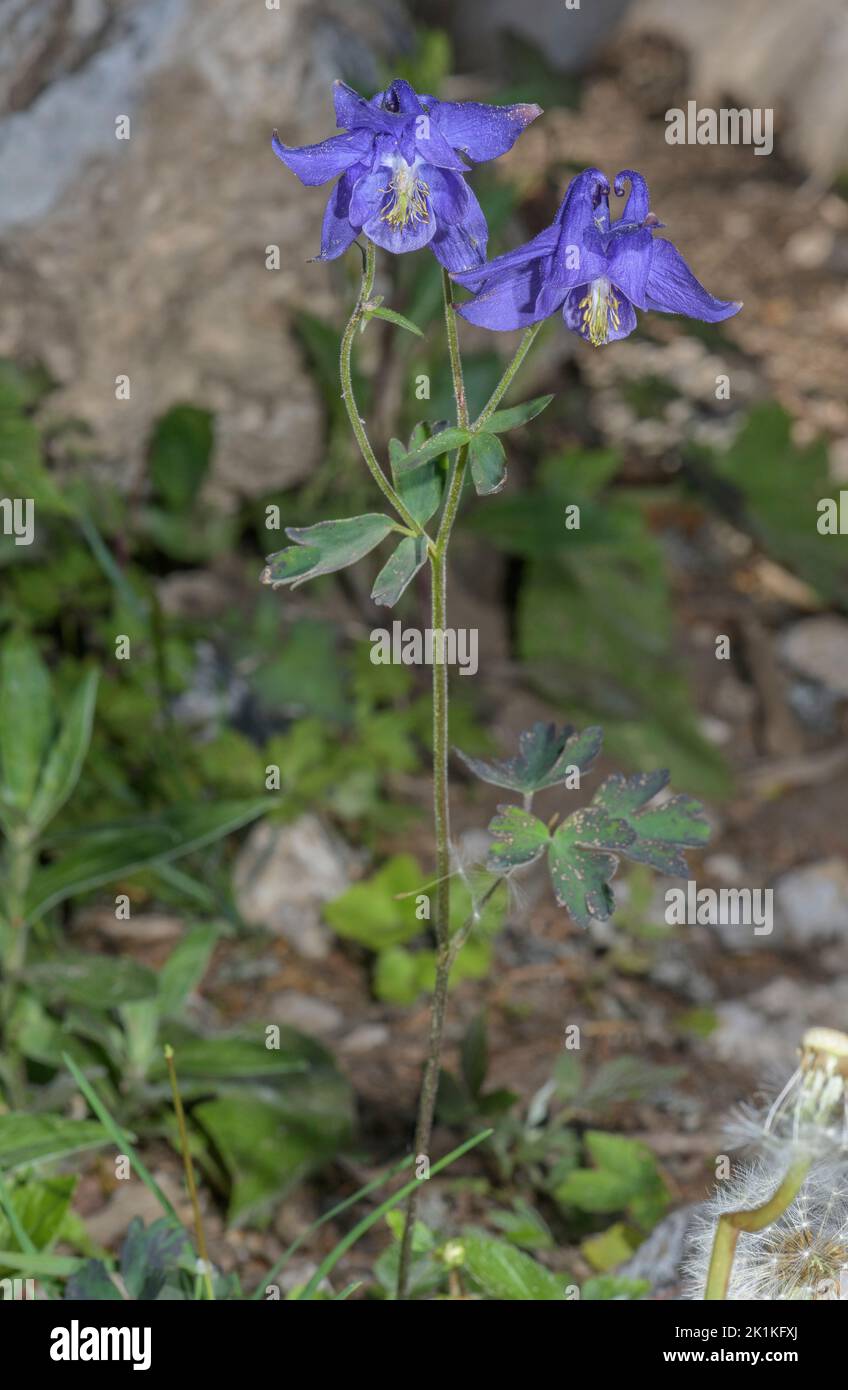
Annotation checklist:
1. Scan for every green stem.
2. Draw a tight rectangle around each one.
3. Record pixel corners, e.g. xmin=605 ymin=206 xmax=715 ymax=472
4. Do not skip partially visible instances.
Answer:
xmin=474 ymin=321 xmax=544 ymax=430
xmin=164 ymin=1045 xmax=215 ymax=1301
xmin=442 ymin=269 xmax=468 ymax=430
xmin=339 ymin=241 xmax=422 ymax=536
xmin=396 ymin=273 xmax=468 ymax=1300
xmin=705 ymin=1155 xmax=810 ymax=1300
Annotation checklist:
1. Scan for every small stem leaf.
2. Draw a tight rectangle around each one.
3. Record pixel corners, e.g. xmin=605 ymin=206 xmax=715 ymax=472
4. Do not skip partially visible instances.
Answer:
xmin=468 ymin=431 xmax=507 ymax=496
xmin=262 ymin=514 xmax=397 ymax=589
xmin=28 ymin=669 xmax=99 ymax=830
xmin=456 ymin=721 xmax=603 ymax=794
xmin=486 ymin=806 xmax=550 ymax=873
xmin=485 ymin=394 xmax=554 ymax=435
xmin=394 ymin=428 xmax=471 ymax=475
xmin=389 ymin=436 xmax=444 ymax=526
xmin=366 ymin=305 xmax=424 ymax=337
xmin=592 ymin=772 xmax=710 ymax=876
xmin=548 ymin=809 xmax=636 ymax=927
xmin=371 ymin=536 xmax=429 ymax=607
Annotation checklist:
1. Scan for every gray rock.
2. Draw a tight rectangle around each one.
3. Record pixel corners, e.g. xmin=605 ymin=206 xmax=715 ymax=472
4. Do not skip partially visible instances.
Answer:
xmin=268 ymin=990 xmax=343 ymax=1037
xmin=233 ymin=814 xmax=356 ymax=959
xmin=618 ymin=1204 xmax=697 ymax=1297
xmin=626 ymin=0 xmax=848 ymax=182
xmin=0 ymin=0 xmax=408 ymax=504
xmin=780 ymin=616 xmax=848 ymax=698
xmin=773 ymin=858 xmax=848 ymax=947
xmin=340 ymin=1022 xmax=389 ymax=1053
xmin=711 ymin=974 xmax=848 ymax=1070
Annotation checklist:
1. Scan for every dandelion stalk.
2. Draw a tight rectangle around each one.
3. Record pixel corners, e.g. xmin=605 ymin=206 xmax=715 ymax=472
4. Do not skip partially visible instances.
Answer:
xmin=705 ymin=1155 xmax=811 ymax=1300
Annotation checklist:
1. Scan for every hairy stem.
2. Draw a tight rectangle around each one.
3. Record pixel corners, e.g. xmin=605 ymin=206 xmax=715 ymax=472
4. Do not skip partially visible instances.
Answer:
xmin=442 ymin=269 xmax=469 ymax=430
xmin=396 ymin=274 xmax=466 ymax=1299
xmin=339 ymin=242 xmax=422 ymax=536
xmin=474 ymin=321 xmax=544 ymax=429
xmin=705 ymin=1155 xmax=810 ymax=1300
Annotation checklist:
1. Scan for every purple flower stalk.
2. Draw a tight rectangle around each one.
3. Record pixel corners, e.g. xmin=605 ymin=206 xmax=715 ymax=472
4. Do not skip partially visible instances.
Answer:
xmin=453 ymin=168 xmax=742 ymax=345
xmin=272 ymin=78 xmax=541 ymax=271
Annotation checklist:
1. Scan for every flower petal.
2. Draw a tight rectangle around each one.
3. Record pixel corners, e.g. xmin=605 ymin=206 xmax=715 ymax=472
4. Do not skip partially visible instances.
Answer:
xmin=348 ymin=169 xmax=389 ymax=229
xmin=645 ymin=239 xmax=743 ymax=322
xmin=451 ymin=223 xmax=559 ymax=293
xmin=412 ymin=118 xmax=469 ymax=171
xmin=425 ymin=167 xmax=471 ymax=224
xmin=563 ymin=284 xmax=637 ymax=345
xmin=430 ymin=182 xmax=488 ymax=271
xmin=364 ymin=207 xmax=437 ymax=255
xmin=379 ymin=79 xmax=425 ymax=116
xmin=613 ymin=170 xmax=650 ymax=226
xmin=429 ymin=99 xmax=542 ymax=162
xmin=317 ymin=166 xmax=364 ymax=261
xmin=606 ymin=227 xmax=654 ymax=308
xmin=551 ymin=169 xmax=612 ymax=282
xmin=272 ymin=128 xmax=373 ymax=186
xmin=355 ymin=160 xmax=437 ymax=254
xmin=332 ymin=80 xmax=377 ymax=130
xmin=456 ymin=259 xmax=554 ymax=331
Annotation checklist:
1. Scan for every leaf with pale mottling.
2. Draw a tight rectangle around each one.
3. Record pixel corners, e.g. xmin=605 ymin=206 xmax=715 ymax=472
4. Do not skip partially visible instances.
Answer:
xmin=486 ymin=806 xmax=549 ymax=873
xmin=592 ymin=771 xmax=709 ymax=876
xmin=457 ymin=721 xmax=602 ymax=795
xmin=548 ymin=809 xmax=635 ymax=927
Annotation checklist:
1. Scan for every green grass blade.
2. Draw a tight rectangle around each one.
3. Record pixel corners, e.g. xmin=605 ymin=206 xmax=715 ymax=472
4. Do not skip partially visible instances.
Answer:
xmin=63 ymin=1052 xmax=179 ymax=1224
xmin=297 ymin=1128 xmax=493 ymax=1300
xmin=251 ymin=1153 xmax=414 ymax=1298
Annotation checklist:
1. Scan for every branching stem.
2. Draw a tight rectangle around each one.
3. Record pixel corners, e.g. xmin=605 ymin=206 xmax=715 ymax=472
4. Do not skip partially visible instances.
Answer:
xmin=339 ymin=242 xmax=423 ymax=536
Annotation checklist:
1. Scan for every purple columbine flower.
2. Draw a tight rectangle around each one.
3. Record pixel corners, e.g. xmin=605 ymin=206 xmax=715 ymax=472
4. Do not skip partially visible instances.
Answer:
xmin=272 ymin=78 xmax=541 ymax=271
xmin=453 ymin=168 xmax=742 ymax=345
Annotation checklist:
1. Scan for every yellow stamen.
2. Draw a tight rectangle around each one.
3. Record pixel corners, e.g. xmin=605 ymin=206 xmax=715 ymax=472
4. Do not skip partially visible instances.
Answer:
xmin=380 ymin=164 xmax=430 ymax=230
xmin=577 ymin=277 xmax=621 ymax=347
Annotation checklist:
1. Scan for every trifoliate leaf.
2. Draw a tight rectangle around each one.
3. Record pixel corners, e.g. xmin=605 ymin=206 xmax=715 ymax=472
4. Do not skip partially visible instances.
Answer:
xmin=456 ymin=721 xmax=603 ymax=795
xmin=371 ymin=536 xmax=428 ymax=607
xmin=468 ymin=431 xmax=507 ymax=496
xmin=389 ymin=435 xmax=443 ymax=526
xmin=548 ymin=809 xmax=635 ymax=927
xmin=261 ymin=514 xmax=397 ymax=589
xmin=592 ymin=771 xmax=709 ymax=876
xmin=486 ymin=806 xmax=550 ymax=873
xmin=485 ymin=395 xmax=554 ymax=435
